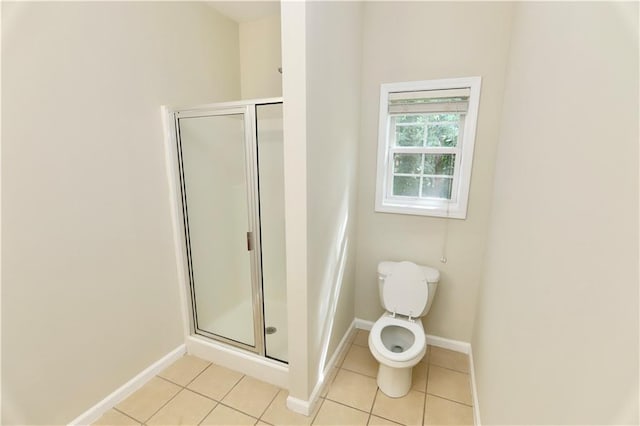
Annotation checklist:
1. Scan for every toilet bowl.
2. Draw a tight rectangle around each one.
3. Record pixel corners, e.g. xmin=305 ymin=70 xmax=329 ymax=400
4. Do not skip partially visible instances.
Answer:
xmin=368 ymin=261 xmax=439 ymax=398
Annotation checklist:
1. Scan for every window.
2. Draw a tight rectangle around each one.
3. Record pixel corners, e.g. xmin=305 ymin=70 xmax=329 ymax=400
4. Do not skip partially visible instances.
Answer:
xmin=375 ymin=77 xmax=481 ymax=219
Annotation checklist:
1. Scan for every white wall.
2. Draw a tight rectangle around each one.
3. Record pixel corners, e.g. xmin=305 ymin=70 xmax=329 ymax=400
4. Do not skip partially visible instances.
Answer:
xmin=280 ymin=0 xmax=309 ymax=402
xmin=239 ymin=13 xmax=282 ymax=100
xmin=280 ymin=0 xmax=363 ymax=403
xmin=305 ymin=0 xmax=363 ymax=392
xmin=354 ymin=2 xmax=513 ymax=342
xmin=1 ymin=2 xmax=240 ymax=423
xmin=472 ymin=2 xmax=639 ymax=424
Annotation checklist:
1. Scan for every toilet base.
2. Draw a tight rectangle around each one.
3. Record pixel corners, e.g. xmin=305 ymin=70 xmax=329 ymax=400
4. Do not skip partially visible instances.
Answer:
xmin=376 ymin=363 xmax=413 ymax=398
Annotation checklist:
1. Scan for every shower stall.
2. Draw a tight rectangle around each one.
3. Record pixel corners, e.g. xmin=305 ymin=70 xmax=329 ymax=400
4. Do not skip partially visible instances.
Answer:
xmin=164 ymin=98 xmax=287 ymax=365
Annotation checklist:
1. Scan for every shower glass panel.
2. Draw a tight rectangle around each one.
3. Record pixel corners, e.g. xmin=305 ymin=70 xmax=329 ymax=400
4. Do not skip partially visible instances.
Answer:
xmin=178 ymin=112 xmax=256 ymax=348
xmin=256 ymin=103 xmax=287 ymax=362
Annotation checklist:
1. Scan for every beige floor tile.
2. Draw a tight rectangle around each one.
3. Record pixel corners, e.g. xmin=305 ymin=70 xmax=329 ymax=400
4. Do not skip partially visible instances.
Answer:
xmin=222 ymin=376 xmax=280 ymax=418
xmin=201 ymin=404 xmax=257 ymax=425
xmin=423 ymin=394 xmax=473 ymax=425
xmin=412 ymin=359 xmax=429 ymax=392
xmin=353 ymin=330 xmax=370 ymax=347
xmin=312 ymin=399 xmax=369 ymax=425
xmin=116 ymin=377 xmax=181 ymax=422
xmin=367 ymin=415 xmax=402 ymax=426
xmin=261 ymin=389 xmax=317 ymax=425
xmin=372 ymin=389 xmax=425 ymax=426
xmin=146 ymin=389 xmax=216 ymax=425
xmin=429 ymin=347 xmax=469 ymax=373
xmin=92 ymin=409 xmax=140 ymax=425
xmin=326 ymin=369 xmax=378 ymax=412
xmin=426 ymin=365 xmax=472 ymax=406
xmin=423 ymin=345 xmax=431 ymax=364
xmin=342 ymin=344 xmax=379 ymax=378
xmin=158 ymin=355 xmax=211 ymax=386
xmin=187 ymin=363 xmax=243 ymax=401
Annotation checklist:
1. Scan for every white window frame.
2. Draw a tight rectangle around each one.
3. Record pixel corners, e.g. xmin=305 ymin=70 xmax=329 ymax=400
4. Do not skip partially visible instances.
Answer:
xmin=375 ymin=77 xmax=481 ymax=219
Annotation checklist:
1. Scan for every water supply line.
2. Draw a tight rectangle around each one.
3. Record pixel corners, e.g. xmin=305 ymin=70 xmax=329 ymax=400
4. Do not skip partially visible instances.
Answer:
xmin=440 ymin=202 xmax=450 ymax=264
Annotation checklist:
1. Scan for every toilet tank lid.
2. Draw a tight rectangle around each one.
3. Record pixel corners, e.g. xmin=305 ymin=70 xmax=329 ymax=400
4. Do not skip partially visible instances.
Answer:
xmin=378 ymin=261 xmax=440 ymax=283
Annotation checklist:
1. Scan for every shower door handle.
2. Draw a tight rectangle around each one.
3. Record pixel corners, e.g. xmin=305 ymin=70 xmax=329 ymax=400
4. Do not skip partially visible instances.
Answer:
xmin=247 ymin=231 xmax=254 ymax=251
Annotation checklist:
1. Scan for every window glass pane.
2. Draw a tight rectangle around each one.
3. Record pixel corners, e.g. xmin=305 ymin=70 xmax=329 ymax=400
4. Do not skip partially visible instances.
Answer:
xmin=395 ymin=114 xmax=426 ymax=124
xmin=427 ymin=113 xmax=459 ymax=123
xmin=426 ymin=123 xmax=459 ymax=147
xmin=423 ymin=154 xmax=455 ymax=176
xmin=393 ymin=176 xmax=420 ymax=197
xmin=394 ymin=153 xmax=422 ymax=174
xmin=395 ymin=124 xmax=424 ymax=147
xmin=421 ymin=177 xmax=453 ymax=199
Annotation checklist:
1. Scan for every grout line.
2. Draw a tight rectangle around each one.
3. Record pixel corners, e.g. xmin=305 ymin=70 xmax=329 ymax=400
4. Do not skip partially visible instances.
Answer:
xmin=112 ymin=407 xmax=145 ymax=425
xmin=196 ymin=400 xmax=219 ymax=426
xmin=369 ymin=385 xmax=379 ymax=414
xmin=366 ymin=413 xmax=372 ymax=425
xmin=141 ymin=384 xmax=183 ymax=424
xmin=257 ymin=388 xmax=281 ymax=420
xmin=370 ymin=412 xmax=404 ymax=425
xmin=309 ymin=396 xmax=325 ymax=425
xmin=217 ymin=372 xmax=246 ymax=401
xmin=339 ymin=365 xmax=377 ymax=379
xmin=425 ymin=391 xmax=473 ymax=408
xmin=155 ymin=375 xmax=189 ymax=389
xmin=183 ymin=360 xmax=213 ymax=387
xmin=322 ymin=398 xmax=373 ymax=416
xmin=428 ymin=362 xmax=471 ymax=375
xmin=421 ymin=377 xmax=427 ymax=426
xmin=187 ymin=387 xmax=225 ymax=402
xmin=426 ymin=356 xmax=474 ymax=409
xmin=213 ymin=401 xmax=260 ymax=421
xmin=368 ymin=389 xmax=410 ymax=425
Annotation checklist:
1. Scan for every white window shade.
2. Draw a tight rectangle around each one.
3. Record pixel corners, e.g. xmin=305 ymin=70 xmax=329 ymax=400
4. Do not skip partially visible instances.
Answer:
xmin=388 ymin=88 xmax=470 ymax=114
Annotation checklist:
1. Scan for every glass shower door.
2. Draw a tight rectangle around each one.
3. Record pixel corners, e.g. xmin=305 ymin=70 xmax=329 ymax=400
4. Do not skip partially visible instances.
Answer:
xmin=176 ymin=108 xmax=260 ymax=349
xmin=256 ymin=103 xmax=287 ymax=362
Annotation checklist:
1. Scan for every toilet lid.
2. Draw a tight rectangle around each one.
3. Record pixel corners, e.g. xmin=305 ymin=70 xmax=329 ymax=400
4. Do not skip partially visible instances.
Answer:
xmin=383 ymin=261 xmax=428 ymax=317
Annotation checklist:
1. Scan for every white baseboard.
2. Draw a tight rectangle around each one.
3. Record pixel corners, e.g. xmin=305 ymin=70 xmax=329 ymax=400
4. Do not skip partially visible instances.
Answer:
xmin=286 ymin=319 xmax=357 ymax=416
xmin=468 ymin=347 xmax=481 ymax=426
xmin=68 ymin=344 xmax=186 ymax=425
xmin=354 ymin=317 xmax=373 ymax=331
xmin=354 ymin=318 xmax=471 ymax=353
xmin=285 ymin=395 xmax=312 ymax=417
xmin=424 ymin=334 xmax=471 ymax=354
xmin=354 ymin=318 xmax=479 ymax=426
xmin=186 ymin=335 xmax=288 ymax=389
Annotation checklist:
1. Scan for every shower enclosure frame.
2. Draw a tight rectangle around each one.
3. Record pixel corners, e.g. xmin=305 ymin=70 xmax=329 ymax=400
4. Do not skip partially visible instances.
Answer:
xmin=163 ymin=97 xmax=284 ymax=361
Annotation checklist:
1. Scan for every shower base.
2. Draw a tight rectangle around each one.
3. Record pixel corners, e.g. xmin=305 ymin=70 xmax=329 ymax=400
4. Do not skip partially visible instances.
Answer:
xmin=201 ymin=298 xmax=288 ymax=362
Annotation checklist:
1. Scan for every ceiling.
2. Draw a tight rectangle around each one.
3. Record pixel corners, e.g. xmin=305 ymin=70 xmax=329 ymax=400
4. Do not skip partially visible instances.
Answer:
xmin=206 ymin=1 xmax=281 ymax=23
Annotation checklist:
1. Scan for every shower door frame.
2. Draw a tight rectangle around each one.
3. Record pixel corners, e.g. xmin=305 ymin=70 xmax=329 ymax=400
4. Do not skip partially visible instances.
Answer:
xmin=165 ymin=97 xmax=283 ymax=357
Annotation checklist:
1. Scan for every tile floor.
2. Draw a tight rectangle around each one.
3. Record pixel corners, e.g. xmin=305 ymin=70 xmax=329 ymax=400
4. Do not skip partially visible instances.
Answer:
xmin=94 ymin=330 xmax=474 ymax=426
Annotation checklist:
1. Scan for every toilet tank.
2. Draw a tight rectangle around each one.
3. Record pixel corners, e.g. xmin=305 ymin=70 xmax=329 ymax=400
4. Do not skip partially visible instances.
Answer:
xmin=378 ymin=261 xmax=440 ymax=317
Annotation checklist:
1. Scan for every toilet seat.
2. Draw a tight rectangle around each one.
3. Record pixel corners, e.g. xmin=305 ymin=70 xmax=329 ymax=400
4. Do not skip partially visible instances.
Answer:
xmin=369 ymin=314 xmax=426 ymax=364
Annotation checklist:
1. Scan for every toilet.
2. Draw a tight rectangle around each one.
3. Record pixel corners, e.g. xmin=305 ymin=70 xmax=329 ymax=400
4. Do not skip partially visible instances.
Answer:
xmin=368 ymin=261 xmax=440 ymax=398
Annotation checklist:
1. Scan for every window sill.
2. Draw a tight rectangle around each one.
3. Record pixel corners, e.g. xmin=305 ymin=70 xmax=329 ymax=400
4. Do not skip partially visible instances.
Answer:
xmin=375 ymin=201 xmax=467 ymax=219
